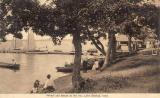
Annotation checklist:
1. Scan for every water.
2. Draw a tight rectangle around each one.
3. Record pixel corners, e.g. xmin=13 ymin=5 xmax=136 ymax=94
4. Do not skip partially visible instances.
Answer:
xmin=0 ymin=53 xmax=73 ymax=93
xmin=0 ymin=39 xmax=106 ymax=93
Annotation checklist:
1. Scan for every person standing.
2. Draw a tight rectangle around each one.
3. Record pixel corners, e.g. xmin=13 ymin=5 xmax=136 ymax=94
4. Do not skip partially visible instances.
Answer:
xmin=12 ymin=59 xmax=16 ymax=64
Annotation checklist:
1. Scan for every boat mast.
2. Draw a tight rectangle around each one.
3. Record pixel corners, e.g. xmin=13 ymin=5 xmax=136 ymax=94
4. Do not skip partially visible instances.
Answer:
xmin=28 ymin=30 xmax=30 ymax=51
xmin=15 ymin=37 xmax=16 ymax=49
xmin=13 ymin=37 xmax=16 ymax=49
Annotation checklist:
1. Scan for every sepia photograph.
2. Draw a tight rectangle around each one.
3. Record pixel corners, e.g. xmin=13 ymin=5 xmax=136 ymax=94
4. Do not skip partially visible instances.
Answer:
xmin=0 ymin=0 xmax=160 ymax=95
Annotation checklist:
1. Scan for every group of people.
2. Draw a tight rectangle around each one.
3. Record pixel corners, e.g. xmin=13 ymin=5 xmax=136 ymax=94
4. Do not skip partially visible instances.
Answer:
xmin=82 ymin=51 xmax=105 ymax=72
xmin=31 ymin=74 xmax=55 ymax=93
xmin=30 ymin=52 xmax=104 ymax=93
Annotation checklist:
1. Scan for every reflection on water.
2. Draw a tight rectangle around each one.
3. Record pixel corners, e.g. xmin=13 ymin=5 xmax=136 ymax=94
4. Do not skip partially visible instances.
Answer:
xmin=0 ymin=53 xmax=73 ymax=93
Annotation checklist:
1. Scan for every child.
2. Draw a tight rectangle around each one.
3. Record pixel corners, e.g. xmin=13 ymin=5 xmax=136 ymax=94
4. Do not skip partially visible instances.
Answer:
xmin=31 ymin=80 xmax=40 ymax=93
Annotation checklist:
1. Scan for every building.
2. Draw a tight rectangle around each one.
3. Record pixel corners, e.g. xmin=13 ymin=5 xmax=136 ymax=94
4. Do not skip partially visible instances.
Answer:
xmin=116 ymin=34 xmax=143 ymax=52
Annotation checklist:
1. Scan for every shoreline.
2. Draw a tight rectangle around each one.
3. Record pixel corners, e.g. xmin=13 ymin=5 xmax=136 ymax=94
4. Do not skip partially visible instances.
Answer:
xmin=0 ymin=51 xmax=76 ymax=55
xmin=54 ymin=53 xmax=160 ymax=93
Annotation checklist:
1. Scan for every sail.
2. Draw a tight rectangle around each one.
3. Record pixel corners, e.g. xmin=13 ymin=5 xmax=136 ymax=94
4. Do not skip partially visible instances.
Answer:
xmin=12 ymin=37 xmax=23 ymax=50
xmin=27 ymin=30 xmax=36 ymax=51
xmin=12 ymin=38 xmax=15 ymax=49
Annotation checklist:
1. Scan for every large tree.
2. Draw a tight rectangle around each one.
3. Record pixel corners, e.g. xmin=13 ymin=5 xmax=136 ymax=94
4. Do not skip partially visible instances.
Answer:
xmin=88 ymin=0 xmax=159 ymax=70
xmin=1 ymin=0 xmax=96 ymax=91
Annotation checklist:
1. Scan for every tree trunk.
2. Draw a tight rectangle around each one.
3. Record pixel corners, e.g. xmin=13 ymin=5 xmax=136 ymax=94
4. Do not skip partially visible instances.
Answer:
xmin=72 ymin=31 xmax=82 ymax=91
xmin=100 ymin=32 xmax=113 ymax=71
xmin=110 ymin=33 xmax=116 ymax=62
xmin=128 ymin=34 xmax=132 ymax=55
xmin=86 ymin=27 xmax=106 ymax=56
xmin=91 ymin=38 xmax=106 ymax=55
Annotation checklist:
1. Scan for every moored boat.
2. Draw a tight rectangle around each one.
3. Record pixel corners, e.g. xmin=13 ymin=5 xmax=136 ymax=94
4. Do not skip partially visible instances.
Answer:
xmin=56 ymin=58 xmax=95 ymax=73
xmin=26 ymin=50 xmax=49 ymax=54
xmin=56 ymin=67 xmax=73 ymax=73
xmin=56 ymin=63 xmax=93 ymax=73
xmin=0 ymin=62 xmax=20 ymax=70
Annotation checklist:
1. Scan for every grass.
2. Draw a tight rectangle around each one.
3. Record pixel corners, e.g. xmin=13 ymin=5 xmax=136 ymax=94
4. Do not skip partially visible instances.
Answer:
xmin=54 ymin=54 xmax=160 ymax=93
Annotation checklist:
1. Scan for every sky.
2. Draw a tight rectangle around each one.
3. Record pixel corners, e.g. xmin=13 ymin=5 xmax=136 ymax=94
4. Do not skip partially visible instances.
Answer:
xmin=152 ymin=0 xmax=160 ymax=6
xmin=6 ymin=30 xmax=71 ymax=40
xmin=6 ymin=30 xmax=51 ymax=40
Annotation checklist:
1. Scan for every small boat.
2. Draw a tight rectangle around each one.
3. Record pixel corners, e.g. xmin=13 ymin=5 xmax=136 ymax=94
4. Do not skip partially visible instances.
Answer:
xmin=56 ymin=59 xmax=95 ymax=73
xmin=0 ymin=62 xmax=20 ymax=70
xmin=56 ymin=67 xmax=73 ymax=73
xmin=56 ymin=65 xmax=93 ymax=73
xmin=25 ymin=49 xmax=49 ymax=54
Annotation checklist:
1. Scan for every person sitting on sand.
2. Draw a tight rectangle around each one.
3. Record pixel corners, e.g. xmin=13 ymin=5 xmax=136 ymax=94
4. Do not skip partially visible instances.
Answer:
xmin=43 ymin=74 xmax=55 ymax=92
xmin=31 ymin=80 xmax=40 ymax=93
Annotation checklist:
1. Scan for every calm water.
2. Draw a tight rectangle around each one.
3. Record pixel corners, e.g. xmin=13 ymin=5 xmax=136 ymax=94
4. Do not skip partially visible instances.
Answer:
xmin=0 ymin=39 xmax=106 ymax=93
xmin=0 ymin=53 xmax=73 ymax=93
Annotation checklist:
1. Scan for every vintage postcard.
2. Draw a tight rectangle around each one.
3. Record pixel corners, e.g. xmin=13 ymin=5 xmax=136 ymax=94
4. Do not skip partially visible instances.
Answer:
xmin=0 ymin=0 xmax=160 ymax=98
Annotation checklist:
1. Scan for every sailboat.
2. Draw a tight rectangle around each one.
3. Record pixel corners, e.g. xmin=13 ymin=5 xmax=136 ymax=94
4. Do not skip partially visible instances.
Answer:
xmin=27 ymin=31 xmax=36 ymax=51
xmin=11 ymin=37 xmax=23 ymax=53
xmin=25 ymin=30 xmax=37 ymax=53
xmin=25 ymin=29 xmax=49 ymax=54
